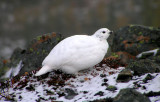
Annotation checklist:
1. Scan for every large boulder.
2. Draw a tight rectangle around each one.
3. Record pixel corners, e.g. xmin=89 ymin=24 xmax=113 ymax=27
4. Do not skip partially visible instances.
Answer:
xmin=126 ymin=59 xmax=160 ymax=76
xmin=113 ymin=88 xmax=151 ymax=102
xmin=0 ymin=48 xmax=25 ymax=81
xmin=112 ymin=25 xmax=160 ymax=56
xmin=151 ymin=55 xmax=160 ymax=66
xmin=19 ymin=32 xmax=63 ymax=75
xmin=0 ymin=32 xmax=63 ymax=80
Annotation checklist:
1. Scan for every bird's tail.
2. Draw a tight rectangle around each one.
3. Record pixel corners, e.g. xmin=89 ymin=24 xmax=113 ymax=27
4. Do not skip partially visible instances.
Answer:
xmin=35 ymin=66 xmax=52 ymax=76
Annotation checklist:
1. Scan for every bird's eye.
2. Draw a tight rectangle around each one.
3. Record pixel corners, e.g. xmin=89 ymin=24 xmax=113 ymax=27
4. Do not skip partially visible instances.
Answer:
xmin=102 ymin=31 xmax=106 ymax=34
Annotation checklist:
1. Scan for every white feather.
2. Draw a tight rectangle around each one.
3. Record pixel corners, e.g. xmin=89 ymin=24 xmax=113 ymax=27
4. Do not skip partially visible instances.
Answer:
xmin=35 ymin=28 xmax=111 ymax=76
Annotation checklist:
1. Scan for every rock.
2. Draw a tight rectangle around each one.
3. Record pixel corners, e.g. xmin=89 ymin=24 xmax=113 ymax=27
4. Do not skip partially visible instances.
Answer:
xmin=115 ymin=51 xmax=135 ymax=64
xmin=0 ymin=32 xmax=63 ymax=81
xmin=106 ymin=85 xmax=117 ymax=91
xmin=94 ymin=91 xmax=104 ymax=96
xmin=113 ymin=88 xmax=151 ymax=102
xmin=138 ymin=52 xmax=155 ymax=59
xmin=100 ymin=74 xmax=107 ymax=78
xmin=101 ymin=83 xmax=108 ymax=86
xmin=107 ymin=51 xmax=136 ymax=66
xmin=150 ymin=55 xmax=160 ymax=66
xmin=45 ymin=89 xmax=54 ymax=95
xmin=19 ymin=32 xmax=63 ymax=75
xmin=116 ymin=68 xmax=133 ymax=82
xmin=137 ymin=48 xmax=159 ymax=59
xmin=143 ymin=74 xmax=155 ymax=83
xmin=103 ymin=78 xmax=108 ymax=82
xmin=101 ymin=57 xmax=125 ymax=69
xmin=26 ymin=84 xmax=35 ymax=91
xmin=157 ymin=49 xmax=160 ymax=55
xmin=137 ymin=49 xmax=160 ymax=66
xmin=89 ymin=97 xmax=113 ymax=102
xmin=126 ymin=59 xmax=160 ymax=75
xmin=0 ymin=48 xmax=25 ymax=80
xmin=65 ymin=88 xmax=78 ymax=100
xmin=145 ymin=91 xmax=160 ymax=97
xmin=90 ymin=97 xmax=113 ymax=102
xmin=10 ymin=48 xmax=25 ymax=67
xmin=112 ymin=25 xmax=160 ymax=56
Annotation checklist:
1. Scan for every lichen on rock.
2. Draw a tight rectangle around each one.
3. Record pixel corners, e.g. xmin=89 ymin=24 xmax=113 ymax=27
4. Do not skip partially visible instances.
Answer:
xmin=112 ymin=25 xmax=160 ymax=56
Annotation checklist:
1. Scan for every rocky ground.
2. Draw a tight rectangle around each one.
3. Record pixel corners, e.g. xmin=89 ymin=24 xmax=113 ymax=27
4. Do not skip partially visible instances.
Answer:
xmin=0 ymin=25 xmax=160 ymax=102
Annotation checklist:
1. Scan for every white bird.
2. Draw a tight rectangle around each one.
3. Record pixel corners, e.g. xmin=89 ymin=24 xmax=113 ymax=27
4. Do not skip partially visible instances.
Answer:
xmin=35 ymin=28 xmax=112 ymax=76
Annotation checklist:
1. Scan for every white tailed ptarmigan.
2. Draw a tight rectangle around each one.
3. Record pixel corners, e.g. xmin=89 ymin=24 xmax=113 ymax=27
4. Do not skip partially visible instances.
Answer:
xmin=35 ymin=28 xmax=112 ymax=76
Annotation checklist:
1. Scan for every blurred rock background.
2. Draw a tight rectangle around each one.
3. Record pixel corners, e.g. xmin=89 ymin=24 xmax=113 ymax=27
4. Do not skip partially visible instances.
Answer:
xmin=0 ymin=0 xmax=160 ymax=59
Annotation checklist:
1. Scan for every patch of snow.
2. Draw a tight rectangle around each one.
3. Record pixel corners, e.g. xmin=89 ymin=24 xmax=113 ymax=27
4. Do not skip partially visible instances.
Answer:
xmin=136 ymin=48 xmax=159 ymax=58
xmin=1 ymin=60 xmax=23 ymax=79
xmin=150 ymin=96 xmax=160 ymax=102
xmin=1 ymin=65 xmax=160 ymax=102
xmin=136 ymin=73 xmax=160 ymax=93
xmin=58 ymin=67 xmax=124 ymax=102
xmin=1 ymin=68 xmax=13 ymax=78
xmin=12 ymin=60 xmax=23 ymax=76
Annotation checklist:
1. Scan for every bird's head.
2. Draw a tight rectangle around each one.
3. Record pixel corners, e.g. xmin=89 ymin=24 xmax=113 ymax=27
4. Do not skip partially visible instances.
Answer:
xmin=93 ymin=28 xmax=113 ymax=40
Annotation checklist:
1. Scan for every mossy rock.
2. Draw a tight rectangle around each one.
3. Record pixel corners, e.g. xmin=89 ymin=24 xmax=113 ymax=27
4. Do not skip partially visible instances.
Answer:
xmin=106 ymin=85 xmax=117 ymax=91
xmin=19 ymin=32 xmax=63 ymax=75
xmin=113 ymin=88 xmax=151 ymax=102
xmin=126 ymin=59 xmax=160 ymax=75
xmin=112 ymin=25 xmax=160 ymax=56
xmin=0 ymin=32 xmax=63 ymax=78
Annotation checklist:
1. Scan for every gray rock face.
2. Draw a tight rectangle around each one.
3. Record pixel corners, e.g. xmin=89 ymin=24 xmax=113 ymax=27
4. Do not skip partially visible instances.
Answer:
xmin=112 ymin=25 xmax=160 ymax=56
xmin=0 ymin=48 xmax=25 ymax=80
xmin=113 ymin=88 xmax=151 ymax=102
xmin=151 ymin=55 xmax=160 ymax=66
xmin=137 ymin=49 xmax=160 ymax=59
xmin=126 ymin=59 xmax=160 ymax=75
xmin=0 ymin=32 xmax=63 ymax=79
xmin=19 ymin=32 xmax=63 ymax=75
